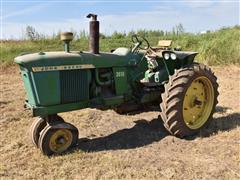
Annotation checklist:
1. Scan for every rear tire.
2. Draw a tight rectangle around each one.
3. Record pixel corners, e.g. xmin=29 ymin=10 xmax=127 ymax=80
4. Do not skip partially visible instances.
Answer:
xmin=160 ymin=63 xmax=219 ymax=137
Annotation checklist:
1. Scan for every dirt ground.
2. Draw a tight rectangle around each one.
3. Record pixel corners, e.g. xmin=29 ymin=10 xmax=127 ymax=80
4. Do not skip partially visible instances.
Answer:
xmin=0 ymin=65 xmax=239 ymax=180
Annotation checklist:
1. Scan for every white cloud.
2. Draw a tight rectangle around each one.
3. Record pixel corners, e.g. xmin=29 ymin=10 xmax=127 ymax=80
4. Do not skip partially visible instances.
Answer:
xmin=1 ymin=3 xmax=50 ymax=20
xmin=2 ymin=20 xmax=87 ymax=39
xmin=181 ymin=0 xmax=216 ymax=8
xmin=2 ymin=1 xmax=239 ymax=39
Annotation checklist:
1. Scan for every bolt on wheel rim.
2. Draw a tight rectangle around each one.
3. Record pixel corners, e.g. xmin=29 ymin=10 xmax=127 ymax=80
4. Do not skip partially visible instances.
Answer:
xmin=183 ymin=76 xmax=214 ymax=129
xmin=49 ymin=129 xmax=73 ymax=153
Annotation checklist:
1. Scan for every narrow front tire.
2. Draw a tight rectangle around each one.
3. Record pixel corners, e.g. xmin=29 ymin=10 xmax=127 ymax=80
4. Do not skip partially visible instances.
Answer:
xmin=38 ymin=123 xmax=78 ymax=156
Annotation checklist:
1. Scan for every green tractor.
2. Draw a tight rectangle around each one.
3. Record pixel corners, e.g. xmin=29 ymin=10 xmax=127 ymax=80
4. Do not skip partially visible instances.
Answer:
xmin=15 ymin=14 xmax=219 ymax=156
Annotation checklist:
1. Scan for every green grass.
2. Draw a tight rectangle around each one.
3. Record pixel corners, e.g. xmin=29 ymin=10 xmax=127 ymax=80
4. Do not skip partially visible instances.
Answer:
xmin=1 ymin=26 xmax=239 ymax=66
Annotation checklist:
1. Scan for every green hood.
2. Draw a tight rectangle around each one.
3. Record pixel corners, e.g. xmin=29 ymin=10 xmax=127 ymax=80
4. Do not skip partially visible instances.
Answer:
xmin=14 ymin=49 xmax=133 ymax=70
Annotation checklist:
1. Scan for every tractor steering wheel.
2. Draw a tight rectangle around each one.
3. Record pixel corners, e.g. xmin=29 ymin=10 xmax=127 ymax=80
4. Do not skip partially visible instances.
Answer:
xmin=131 ymin=34 xmax=150 ymax=51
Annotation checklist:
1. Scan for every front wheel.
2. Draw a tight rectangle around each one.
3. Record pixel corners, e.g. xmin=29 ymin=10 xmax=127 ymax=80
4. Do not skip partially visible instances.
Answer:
xmin=38 ymin=123 xmax=78 ymax=156
xmin=160 ymin=63 xmax=219 ymax=137
xmin=29 ymin=118 xmax=47 ymax=147
xmin=29 ymin=115 xmax=64 ymax=148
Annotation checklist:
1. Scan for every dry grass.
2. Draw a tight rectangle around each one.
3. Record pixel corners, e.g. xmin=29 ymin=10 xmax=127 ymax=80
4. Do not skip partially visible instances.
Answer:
xmin=0 ymin=65 xmax=239 ymax=179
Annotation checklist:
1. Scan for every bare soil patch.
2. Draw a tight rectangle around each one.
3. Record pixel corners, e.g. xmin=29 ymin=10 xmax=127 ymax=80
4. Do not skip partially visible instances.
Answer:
xmin=0 ymin=65 xmax=239 ymax=179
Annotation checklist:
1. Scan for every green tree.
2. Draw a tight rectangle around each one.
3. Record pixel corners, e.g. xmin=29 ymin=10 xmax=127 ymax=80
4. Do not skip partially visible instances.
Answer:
xmin=175 ymin=23 xmax=185 ymax=35
xmin=25 ymin=26 xmax=40 ymax=40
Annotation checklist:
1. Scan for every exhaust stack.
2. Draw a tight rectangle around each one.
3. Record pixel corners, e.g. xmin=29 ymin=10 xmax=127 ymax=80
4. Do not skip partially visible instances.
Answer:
xmin=87 ymin=13 xmax=99 ymax=54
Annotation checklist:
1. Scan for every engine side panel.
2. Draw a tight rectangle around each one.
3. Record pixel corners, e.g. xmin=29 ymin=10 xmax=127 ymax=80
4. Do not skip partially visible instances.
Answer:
xmin=113 ymin=67 xmax=128 ymax=96
xmin=31 ymin=71 xmax=60 ymax=106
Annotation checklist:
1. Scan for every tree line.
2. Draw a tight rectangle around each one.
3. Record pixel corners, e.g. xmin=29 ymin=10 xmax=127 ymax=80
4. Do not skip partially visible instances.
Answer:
xmin=25 ymin=23 xmax=185 ymax=40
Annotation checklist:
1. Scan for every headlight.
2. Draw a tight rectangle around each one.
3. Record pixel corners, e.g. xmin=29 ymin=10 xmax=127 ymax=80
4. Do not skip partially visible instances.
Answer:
xmin=164 ymin=53 xmax=170 ymax=60
xmin=170 ymin=53 xmax=177 ymax=60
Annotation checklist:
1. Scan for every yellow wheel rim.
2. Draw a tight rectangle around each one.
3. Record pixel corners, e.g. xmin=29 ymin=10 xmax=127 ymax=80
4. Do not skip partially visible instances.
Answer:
xmin=183 ymin=76 xmax=214 ymax=129
xmin=49 ymin=129 xmax=73 ymax=153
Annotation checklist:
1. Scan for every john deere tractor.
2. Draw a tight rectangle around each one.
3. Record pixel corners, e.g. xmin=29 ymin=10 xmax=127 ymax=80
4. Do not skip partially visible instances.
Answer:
xmin=15 ymin=14 xmax=219 ymax=155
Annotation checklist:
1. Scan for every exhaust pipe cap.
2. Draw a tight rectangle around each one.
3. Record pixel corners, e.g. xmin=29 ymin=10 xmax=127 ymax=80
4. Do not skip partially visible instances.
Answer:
xmin=86 ymin=13 xmax=97 ymax=21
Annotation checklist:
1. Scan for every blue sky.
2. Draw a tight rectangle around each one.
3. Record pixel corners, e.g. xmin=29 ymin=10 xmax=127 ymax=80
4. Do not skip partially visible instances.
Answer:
xmin=1 ymin=0 xmax=239 ymax=39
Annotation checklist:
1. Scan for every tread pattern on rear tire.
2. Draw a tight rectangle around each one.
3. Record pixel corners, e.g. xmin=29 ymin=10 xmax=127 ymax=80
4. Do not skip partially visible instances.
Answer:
xmin=159 ymin=63 xmax=219 ymax=138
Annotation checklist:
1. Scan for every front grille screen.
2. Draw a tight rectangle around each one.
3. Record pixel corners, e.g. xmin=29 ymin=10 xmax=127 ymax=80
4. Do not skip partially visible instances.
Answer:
xmin=60 ymin=70 xmax=89 ymax=104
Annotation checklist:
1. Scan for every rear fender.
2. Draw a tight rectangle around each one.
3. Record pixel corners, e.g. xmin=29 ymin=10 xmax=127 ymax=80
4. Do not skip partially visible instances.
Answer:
xmin=175 ymin=51 xmax=198 ymax=64
xmin=160 ymin=50 xmax=198 ymax=75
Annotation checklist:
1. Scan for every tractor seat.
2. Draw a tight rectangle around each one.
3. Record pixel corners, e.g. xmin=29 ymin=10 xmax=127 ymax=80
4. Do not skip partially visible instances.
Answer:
xmin=112 ymin=47 xmax=130 ymax=56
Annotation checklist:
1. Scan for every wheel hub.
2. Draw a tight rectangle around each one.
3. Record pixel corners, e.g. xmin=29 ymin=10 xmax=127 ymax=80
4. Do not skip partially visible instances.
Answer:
xmin=49 ymin=129 xmax=73 ymax=153
xmin=56 ymin=136 xmax=66 ymax=144
xmin=183 ymin=76 xmax=214 ymax=129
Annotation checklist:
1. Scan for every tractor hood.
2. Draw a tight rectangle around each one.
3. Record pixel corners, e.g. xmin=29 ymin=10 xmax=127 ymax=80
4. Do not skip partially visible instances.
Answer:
xmin=14 ymin=49 xmax=133 ymax=71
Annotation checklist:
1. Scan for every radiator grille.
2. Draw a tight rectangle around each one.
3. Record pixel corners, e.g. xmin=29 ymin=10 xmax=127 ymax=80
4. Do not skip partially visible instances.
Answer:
xmin=60 ymin=70 xmax=89 ymax=104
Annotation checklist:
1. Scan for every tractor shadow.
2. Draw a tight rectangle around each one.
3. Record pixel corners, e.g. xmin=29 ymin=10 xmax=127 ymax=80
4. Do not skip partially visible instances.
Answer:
xmin=196 ymin=106 xmax=240 ymax=138
xmin=125 ymin=104 xmax=161 ymax=116
xmin=76 ymin=118 xmax=169 ymax=152
xmin=72 ymin=106 xmax=239 ymax=153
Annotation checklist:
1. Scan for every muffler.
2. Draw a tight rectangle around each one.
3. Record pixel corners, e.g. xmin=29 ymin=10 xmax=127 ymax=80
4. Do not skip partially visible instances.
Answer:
xmin=87 ymin=13 xmax=99 ymax=54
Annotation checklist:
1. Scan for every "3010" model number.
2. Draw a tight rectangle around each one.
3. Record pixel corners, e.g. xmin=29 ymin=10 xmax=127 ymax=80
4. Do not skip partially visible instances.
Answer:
xmin=116 ymin=71 xmax=125 ymax=77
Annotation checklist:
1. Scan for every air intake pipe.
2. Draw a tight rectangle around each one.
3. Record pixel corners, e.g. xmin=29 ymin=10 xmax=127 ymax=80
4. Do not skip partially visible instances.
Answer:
xmin=60 ymin=32 xmax=73 ymax=53
xmin=87 ymin=13 xmax=99 ymax=54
